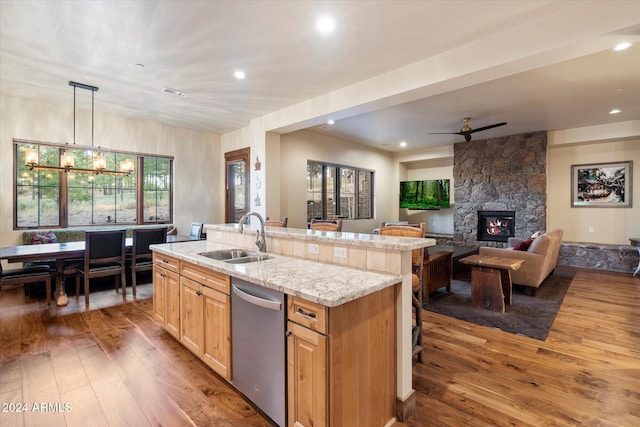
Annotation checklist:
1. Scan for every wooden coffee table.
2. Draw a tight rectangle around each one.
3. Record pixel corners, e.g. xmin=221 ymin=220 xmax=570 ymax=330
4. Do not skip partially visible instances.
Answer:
xmin=459 ymin=255 xmax=524 ymax=312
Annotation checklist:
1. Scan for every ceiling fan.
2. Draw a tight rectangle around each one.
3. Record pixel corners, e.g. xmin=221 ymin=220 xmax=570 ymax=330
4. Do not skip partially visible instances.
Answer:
xmin=429 ymin=117 xmax=507 ymax=142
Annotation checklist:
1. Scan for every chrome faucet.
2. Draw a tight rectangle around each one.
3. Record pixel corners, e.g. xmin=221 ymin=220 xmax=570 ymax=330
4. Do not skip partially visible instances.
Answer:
xmin=238 ymin=211 xmax=267 ymax=252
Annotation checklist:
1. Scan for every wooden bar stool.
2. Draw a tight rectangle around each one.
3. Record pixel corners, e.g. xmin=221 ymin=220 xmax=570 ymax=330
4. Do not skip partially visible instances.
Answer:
xmin=379 ymin=223 xmax=426 ymax=362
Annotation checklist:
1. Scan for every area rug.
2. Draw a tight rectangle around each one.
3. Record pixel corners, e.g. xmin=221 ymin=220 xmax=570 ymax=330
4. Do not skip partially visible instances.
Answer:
xmin=423 ymin=269 xmax=575 ymax=340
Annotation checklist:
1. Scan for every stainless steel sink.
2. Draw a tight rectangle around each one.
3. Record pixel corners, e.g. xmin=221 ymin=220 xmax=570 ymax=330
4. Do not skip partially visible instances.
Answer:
xmin=224 ymin=254 xmax=271 ymax=264
xmin=198 ymin=249 xmax=271 ymax=264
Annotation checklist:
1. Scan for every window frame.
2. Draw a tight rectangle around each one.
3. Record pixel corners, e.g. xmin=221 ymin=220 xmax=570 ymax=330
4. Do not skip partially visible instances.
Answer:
xmin=306 ymin=160 xmax=374 ymax=221
xmin=13 ymin=139 xmax=174 ymax=229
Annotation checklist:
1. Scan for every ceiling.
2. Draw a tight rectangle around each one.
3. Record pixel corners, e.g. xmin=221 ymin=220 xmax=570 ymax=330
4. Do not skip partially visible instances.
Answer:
xmin=1 ymin=1 xmax=639 ymax=153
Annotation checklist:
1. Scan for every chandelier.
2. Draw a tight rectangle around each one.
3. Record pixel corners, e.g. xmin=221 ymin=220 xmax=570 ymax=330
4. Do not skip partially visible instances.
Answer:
xmin=24 ymin=81 xmax=133 ymax=176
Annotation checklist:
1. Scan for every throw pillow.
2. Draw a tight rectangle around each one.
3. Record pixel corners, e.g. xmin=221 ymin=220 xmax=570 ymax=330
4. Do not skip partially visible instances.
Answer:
xmin=30 ymin=230 xmax=58 ymax=244
xmin=513 ymin=238 xmax=533 ymax=251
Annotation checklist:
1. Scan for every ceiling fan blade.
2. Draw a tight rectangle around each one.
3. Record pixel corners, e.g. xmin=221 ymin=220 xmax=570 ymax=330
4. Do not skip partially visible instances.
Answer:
xmin=427 ymin=132 xmax=465 ymax=136
xmin=468 ymin=122 xmax=507 ymax=134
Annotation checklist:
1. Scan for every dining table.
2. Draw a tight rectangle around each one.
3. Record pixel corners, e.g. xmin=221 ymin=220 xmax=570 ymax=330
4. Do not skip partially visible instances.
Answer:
xmin=0 ymin=234 xmax=199 ymax=306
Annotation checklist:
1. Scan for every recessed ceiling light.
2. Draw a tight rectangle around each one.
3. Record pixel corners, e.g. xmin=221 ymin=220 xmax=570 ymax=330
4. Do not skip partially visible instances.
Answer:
xmin=234 ymin=70 xmax=246 ymax=79
xmin=399 ymin=141 xmax=407 ymax=148
xmin=135 ymin=63 xmax=144 ymax=69
xmin=327 ymin=119 xmax=335 ymax=125
xmin=161 ymin=87 xmax=189 ymax=97
xmin=609 ymin=109 xmax=622 ymax=114
xmin=316 ymin=16 xmax=336 ymax=33
xmin=613 ymin=42 xmax=633 ymax=51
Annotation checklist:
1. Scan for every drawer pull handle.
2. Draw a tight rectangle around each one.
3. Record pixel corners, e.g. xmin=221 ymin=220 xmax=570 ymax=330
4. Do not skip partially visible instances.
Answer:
xmin=196 ymin=290 xmax=202 ymax=296
xmin=296 ymin=307 xmax=317 ymax=319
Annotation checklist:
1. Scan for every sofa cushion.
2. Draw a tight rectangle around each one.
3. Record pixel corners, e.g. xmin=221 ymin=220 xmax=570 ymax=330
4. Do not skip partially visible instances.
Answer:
xmin=528 ymin=234 xmax=550 ymax=255
xmin=513 ymin=238 xmax=533 ymax=251
xmin=30 ymin=230 xmax=58 ymax=244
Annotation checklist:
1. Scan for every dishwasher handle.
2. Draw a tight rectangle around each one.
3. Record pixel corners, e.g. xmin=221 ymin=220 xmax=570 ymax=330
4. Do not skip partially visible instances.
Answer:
xmin=232 ymin=284 xmax=282 ymax=311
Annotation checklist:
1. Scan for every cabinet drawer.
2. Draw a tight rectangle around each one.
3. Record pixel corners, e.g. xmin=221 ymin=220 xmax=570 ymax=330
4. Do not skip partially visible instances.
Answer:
xmin=288 ymin=296 xmax=328 ymax=335
xmin=181 ymin=261 xmax=230 ymax=294
xmin=153 ymin=253 xmax=180 ymax=273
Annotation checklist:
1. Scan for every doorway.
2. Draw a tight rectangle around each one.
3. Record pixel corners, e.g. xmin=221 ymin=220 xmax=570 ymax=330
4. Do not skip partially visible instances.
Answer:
xmin=225 ymin=148 xmax=250 ymax=223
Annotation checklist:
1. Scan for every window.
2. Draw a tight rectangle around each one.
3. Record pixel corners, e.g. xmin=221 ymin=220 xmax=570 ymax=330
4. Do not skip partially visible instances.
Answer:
xmin=306 ymin=161 xmax=374 ymax=221
xmin=143 ymin=157 xmax=171 ymax=223
xmin=15 ymin=145 xmax=61 ymax=228
xmin=67 ymin=148 xmax=138 ymax=226
xmin=14 ymin=140 xmax=173 ymax=229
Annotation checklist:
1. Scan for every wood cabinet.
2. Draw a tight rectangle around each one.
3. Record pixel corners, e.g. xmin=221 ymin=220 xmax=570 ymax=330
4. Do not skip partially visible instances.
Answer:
xmin=287 ymin=285 xmax=397 ymax=427
xmin=180 ymin=276 xmax=204 ymax=354
xmin=179 ymin=261 xmax=232 ymax=380
xmin=287 ymin=320 xmax=327 ymax=427
xmin=152 ymin=253 xmax=180 ymax=338
xmin=202 ymin=285 xmax=231 ymax=379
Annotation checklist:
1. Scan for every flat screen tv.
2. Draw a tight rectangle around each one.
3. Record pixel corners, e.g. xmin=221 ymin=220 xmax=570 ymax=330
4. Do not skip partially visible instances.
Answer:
xmin=399 ymin=179 xmax=450 ymax=210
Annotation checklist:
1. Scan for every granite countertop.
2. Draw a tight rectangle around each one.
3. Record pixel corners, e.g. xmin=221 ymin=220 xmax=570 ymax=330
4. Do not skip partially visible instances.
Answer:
xmin=151 ymin=240 xmax=402 ymax=307
xmin=205 ymin=223 xmax=435 ymax=250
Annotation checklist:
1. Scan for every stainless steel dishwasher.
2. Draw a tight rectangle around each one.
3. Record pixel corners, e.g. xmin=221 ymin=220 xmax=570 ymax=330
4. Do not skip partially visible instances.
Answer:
xmin=231 ymin=278 xmax=286 ymax=427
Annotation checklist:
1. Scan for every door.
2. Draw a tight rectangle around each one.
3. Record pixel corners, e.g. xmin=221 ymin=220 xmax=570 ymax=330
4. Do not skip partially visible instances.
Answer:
xmin=164 ymin=269 xmax=181 ymax=338
xmin=152 ymin=266 xmax=166 ymax=324
xmin=287 ymin=321 xmax=327 ymax=427
xmin=203 ymin=286 xmax=231 ymax=380
xmin=180 ymin=277 xmax=204 ymax=356
xmin=225 ymin=148 xmax=249 ymax=223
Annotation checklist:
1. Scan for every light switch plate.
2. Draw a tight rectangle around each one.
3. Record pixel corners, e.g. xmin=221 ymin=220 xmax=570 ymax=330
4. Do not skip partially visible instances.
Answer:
xmin=308 ymin=243 xmax=319 ymax=254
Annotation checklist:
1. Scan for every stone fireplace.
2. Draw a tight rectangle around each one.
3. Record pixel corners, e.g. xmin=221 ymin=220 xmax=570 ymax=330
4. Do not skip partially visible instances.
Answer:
xmin=477 ymin=210 xmax=515 ymax=243
xmin=453 ymin=131 xmax=547 ymax=247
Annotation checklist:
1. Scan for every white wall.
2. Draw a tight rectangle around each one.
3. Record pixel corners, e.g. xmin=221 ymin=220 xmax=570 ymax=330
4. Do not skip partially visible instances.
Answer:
xmin=279 ymin=129 xmax=395 ymax=233
xmin=0 ymin=94 xmax=221 ymax=248
xmin=404 ymin=160 xmax=455 ymax=235
xmin=547 ymin=137 xmax=640 ymax=245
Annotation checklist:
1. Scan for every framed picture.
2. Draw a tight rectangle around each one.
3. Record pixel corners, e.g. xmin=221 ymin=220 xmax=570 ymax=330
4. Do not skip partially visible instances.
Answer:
xmin=571 ymin=161 xmax=632 ymax=207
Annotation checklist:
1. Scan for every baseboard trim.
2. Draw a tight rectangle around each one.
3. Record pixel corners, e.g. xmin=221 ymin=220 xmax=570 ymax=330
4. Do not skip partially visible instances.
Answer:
xmin=395 ymin=389 xmax=416 ymax=422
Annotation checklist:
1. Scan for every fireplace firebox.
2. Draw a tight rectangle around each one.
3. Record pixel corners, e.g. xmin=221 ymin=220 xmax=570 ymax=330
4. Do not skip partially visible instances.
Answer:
xmin=477 ymin=210 xmax=515 ymax=242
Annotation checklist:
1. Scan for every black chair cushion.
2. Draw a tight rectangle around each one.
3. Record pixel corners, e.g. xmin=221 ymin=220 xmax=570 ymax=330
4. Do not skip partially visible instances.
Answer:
xmin=87 ymin=261 xmax=122 ymax=272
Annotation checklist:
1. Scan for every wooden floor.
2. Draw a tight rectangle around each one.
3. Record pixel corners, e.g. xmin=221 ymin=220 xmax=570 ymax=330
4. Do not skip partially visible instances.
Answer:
xmin=0 ymin=269 xmax=638 ymax=426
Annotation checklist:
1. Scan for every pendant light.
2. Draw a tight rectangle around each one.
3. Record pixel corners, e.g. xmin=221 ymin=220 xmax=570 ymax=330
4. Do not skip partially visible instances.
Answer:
xmin=24 ymin=81 xmax=133 ymax=176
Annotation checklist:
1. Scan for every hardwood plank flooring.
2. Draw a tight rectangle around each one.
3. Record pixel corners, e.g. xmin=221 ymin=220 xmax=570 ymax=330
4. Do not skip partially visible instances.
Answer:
xmin=404 ymin=268 xmax=640 ymax=427
xmin=0 ymin=269 xmax=638 ymax=426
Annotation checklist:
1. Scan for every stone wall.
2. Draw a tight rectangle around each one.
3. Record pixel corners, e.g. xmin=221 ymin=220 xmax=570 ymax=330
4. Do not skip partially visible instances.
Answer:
xmin=452 ymin=132 xmax=547 ymax=247
xmin=559 ymin=242 xmax=638 ymax=273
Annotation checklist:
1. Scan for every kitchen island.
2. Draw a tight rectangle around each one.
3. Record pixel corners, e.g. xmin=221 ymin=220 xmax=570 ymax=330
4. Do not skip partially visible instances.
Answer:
xmin=152 ymin=224 xmax=434 ymax=425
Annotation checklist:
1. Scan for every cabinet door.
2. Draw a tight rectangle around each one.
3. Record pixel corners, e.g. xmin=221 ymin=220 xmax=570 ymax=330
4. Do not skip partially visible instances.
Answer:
xmin=180 ymin=277 xmax=204 ymax=356
xmin=202 ymin=286 xmax=231 ymax=380
xmin=164 ymin=269 xmax=181 ymax=338
xmin=152 ymin=266 xmax=166 ymax=324
xmin=287 ymin=321 xmax=327 ymax=427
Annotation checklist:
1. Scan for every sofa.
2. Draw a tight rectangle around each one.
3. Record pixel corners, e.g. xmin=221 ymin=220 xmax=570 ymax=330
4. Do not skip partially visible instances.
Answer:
xmin=22 ymin=225 xmax=176 ymax=245
xmin=478 ymin=229 xmax=563 ymax=295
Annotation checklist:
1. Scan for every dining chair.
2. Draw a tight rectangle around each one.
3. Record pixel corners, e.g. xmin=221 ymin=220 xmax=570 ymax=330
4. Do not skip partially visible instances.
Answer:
xmin=310 ymin=219 xmax=343 ymax=231
xmin=1 ymin=263 xmax=52 ymax=306
xmin=379 ymin=223 xmax=426 ymax=363
xmin=75 ymin=229 xmax=126 ymax=307
xmin=265 ymin=217 xmax=288 ymax=227
xmin=129 ymin=227 xmax=167 ymax=298
xmin=190 ymin=222 xmax=204 ymax=239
